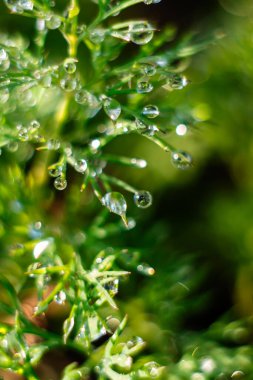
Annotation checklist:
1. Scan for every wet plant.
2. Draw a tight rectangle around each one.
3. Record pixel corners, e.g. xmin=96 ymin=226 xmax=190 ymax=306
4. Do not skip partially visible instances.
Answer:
xmin=0 ymin=0 xmax=213 ymax=379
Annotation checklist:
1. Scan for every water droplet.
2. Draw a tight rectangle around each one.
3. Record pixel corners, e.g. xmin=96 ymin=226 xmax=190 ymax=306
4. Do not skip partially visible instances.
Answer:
xmin=18 ymin=127 xmax=29 ymax=141
xmin=40 ymin=74 xmax=52 ymax=88
xmin=63 ymin=58 xmax=77 ymax=74
xmin=103 ymin=97 xmax=121 ymax=121
xmin=54 ymin=290 xmax=66 ymax=304
xmin=129 ymin=22 xmax=154 ymax=45
xmin=137 ymin=79 xmax=153 ymax=94
xmin=143 ymin=361 xmax=160 ymax=377
xmin=60 ymin=76 xmax=77 ymax=92
xmin=137 ymin=263 xmax=155 ymax=276
xmin=33 ymin=239 xmax=50 ymax=259
xmin=89 ymin=28 xmax=106 ymax=44
xmin=104 ymin=279 xmax=119 ymax=297
xmin=143 ymin=0 xmax=162 ymax=3
xmin=0 ymin=49 xmax=8 ymax=61
xmin=134 ymin=190 xmax=152 ymax=208
xmin=0 ymin=49 xmax=10 ymax=71
xmin=90 ymin=139 xmax=101 ymax=152
xmin=171 ymin=150 xmax=192 ymax=170
xmin=29 ymin=120 xmax=40 ymax=132
xmin=47 ymin=139 xmax=60 ymax=150
xmin=48 ymin=165 xmax=63 ymax=177
xmin=102 ymin=192 xmax=127 ymax=216
xmin=74 ymin=159 xmax=87 ymax=173
xmin=75 ymin=89 xmax=89 ymax=104
xmin=0 ymin=88 xmax=9 ymax=104
xmin=7 ymin=141 xmax=19 ymax=152
xmin=140 ymin=62 xmax=157 ymax=76
xmin=200 ymin=358 xmax=216 ymax=373
xmin=19 ymin=0 xmax=33 ymax=10
xmin=4 ymin=0 xmax=23 ymax=13
xmin=176 ymin=123 xmax=187 ymax=136
xmin=127 ymin=336 xmax=144 ymax=349
xmin=166 ymin=74 xmax=188 ymax=90
xmin=54 ymin=176 xmax=67 ymax=190
xmin=131 ymin=158 xmax=147 ymax=168
xmin=142 ymin=105 xmax=159 ymax=118
xmin=231 ymin=371 xmax=245 ymax=379
xmin=46 ymin=14 xmax=61 ymax=29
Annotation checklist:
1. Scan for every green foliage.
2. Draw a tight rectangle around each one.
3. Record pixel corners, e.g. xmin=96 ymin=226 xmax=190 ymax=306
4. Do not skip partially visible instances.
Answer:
xmin=0 ymin=0 xmax=215 ymax=379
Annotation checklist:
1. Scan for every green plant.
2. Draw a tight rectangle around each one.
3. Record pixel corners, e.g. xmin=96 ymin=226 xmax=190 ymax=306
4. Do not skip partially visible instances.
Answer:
xmin=0 ymin=0 xmax=212 ymax=379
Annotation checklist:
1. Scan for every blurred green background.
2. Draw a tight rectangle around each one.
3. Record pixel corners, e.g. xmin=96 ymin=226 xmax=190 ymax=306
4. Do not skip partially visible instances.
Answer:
xmin=1 ymin=0 xmax=253 ymax=378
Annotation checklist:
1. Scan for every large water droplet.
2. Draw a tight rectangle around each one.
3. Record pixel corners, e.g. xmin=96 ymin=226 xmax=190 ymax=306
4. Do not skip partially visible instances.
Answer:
xmin=48 ymin=165 xmax=63 ymax=177
xmin=129 ymin=22 xmax=154 ymax=45
xmin=134 ymin=190 xmax=152 ymax=208
xmin=143 ymin=361 xmax=160 ymax=377
xmin=142 ymin=105 xmax=159 ymax=118
xmin=0 ymin=49 xmax=10 ymax=72
xmin=19 ymin=0 xmax=33 ymax=10
xmin=60 ymin=76 xmax=77 ymax=92
xmin=54 ymin=290 xmax=66 ymax=305
xmin=167 ymin=74 xmax=188 ymax=90
xmin=171 ymin=150 xmax=192 ymax=169
xmin=102 ymin=192 xmax=127 ymax=216
xmin=140 ymin=62 xmax=157 ymax=76
xmin=89 ymin=28 xmax=106 ymax=44
xmin=176 ymin=123 xmax=187 ymax=136
xmin=103 ymin=97 xmax=121 ymax=121
xmin=4 ymin=0 xmax=23 ymax=12
xmin=47 ymin=139 xmax=60 ymax=150
xmin=63 ymin=58 xmax=77 ymax=74
xmin=74 ymin=159 xmax=87 ymax=173
xmin=54 ymin=176 xmax=67 ymax=190
xmin=46 ymin=14 xmax=61 ymax=29
xmin=18 ymin=127 xmax=29 ymax=141
xmin=136 ymin=79 xmax=153 ymax=94
xmin=104 ymin=279 xmax=119 ymax=297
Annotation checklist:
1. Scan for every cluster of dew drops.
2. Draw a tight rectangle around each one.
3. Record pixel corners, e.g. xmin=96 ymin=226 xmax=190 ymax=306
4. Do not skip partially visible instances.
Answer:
xmin=2 ymin=0 xmax=193 ymax=219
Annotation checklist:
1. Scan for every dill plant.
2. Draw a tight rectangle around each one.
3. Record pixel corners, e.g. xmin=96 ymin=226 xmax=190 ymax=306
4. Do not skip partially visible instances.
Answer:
xmin=0 ymin=0 xmax=211 ymax=379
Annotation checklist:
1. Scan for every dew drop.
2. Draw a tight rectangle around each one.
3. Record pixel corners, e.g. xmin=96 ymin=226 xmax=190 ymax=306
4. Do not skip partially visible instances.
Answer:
xmin=60 ymin=76 xmax=77 ymax=92
xmin=29 ymin=120 xmax=40 ymax=132
xmin=127 ymin=336 xmax=144 ymax=349
xmin=47 ymin=139 xmax=60 ymax=150
xmin=171 ymin=150 xmax=192 ymax=170
xmin=54 ymin=176 xmax=67 ymax=190
xmin=137 ymin=263 xmax=155 ymax=276
xmin=19 ymin=0 xmax=33 ymax=10
xmin=63 ymin=58 xmax=77 ymax=74
xmin=18 ymin=127 xmax=29 ymax=141
xmin=75 ymin=89 xmax=89 ymax=104
xmin=74 ymin=159 xmax=87 ymax=173
xmin=4 ymin=0 xmax=23 ymax=13
xmin=0 ymin=58 xmax=11 ymax=71
xmin=48 ymin=165 xmax=63 ymax=177
xmin=0 ymin=88 xmax=9 ymax=104
xmin=166 ymin=74 xmax=188 ymax=90
xmin=54 ymin=290 xmax=66 ymax=305
xmin=142 ymin=105 xmax=159 ymax=119
xmin=7 ymin=141 xmax=19 ymax=152
xmin=143 ymin=361 xmax=160 ymax=377
xmin=40 ymin=74 xmax=52 ymax=88
xmin=89 ymin=28 xmax=106 ymax=44
xmin=176 ymin=123 xmax=187 ymax=136
xmin=136 ymin=79 xmax=153 ymax=94
xmin=103 ymin=97 xmax=121 ymax=121
xmin=143 ymin=0 xmax=162 ymax=3
xmin=134 ymin=190 xmax=152 ymax=208
xmin=46 ymin=14 xmax=61 ymax=30
xmin=102 ymin=192 xmax=127 ymax=216
xmin=129 ymin=22 xmax=154 ymax=45
xmin=104 ymin=279 xmax=119 ymax=297
xmin=140 ymin=62 xmax=157 ymax=76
